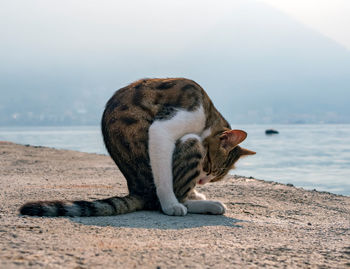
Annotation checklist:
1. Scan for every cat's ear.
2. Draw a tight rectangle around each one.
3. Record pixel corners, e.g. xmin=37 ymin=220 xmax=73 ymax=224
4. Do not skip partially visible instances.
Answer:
xmin=219 ymin=129 xmax=247 ymax=151
xmin=239 ymin=147 xmax=256 ymax=156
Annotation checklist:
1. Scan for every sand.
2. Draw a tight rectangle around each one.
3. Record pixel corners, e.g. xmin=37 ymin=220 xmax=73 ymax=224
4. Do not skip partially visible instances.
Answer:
xmin=0 ymin=141 xmax=349 ymax=268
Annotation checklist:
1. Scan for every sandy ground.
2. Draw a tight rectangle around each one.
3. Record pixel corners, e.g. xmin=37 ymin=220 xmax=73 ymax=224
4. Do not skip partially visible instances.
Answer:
xmin=0 ymin=141 xmax=349 ymax=269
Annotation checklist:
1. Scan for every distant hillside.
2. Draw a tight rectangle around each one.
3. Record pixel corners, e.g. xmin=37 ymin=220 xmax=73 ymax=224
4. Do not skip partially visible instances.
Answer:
xmin=1 ymin=0 xmax=349 ymax=125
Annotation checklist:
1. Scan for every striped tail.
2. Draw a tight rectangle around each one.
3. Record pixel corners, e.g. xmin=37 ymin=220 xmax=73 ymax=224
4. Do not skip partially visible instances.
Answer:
xmin=19 ymin=195 xmax=145 ymax=217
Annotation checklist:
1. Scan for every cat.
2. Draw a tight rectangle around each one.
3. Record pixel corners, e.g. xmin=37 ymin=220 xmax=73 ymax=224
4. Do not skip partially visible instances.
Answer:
xmin=20 ymin=78 xmax=255 ymax=217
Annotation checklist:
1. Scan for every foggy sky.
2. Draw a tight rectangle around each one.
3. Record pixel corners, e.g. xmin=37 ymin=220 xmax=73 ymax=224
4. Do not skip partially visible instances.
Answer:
xmin=1 ymin=0 xmax=350 ymax=125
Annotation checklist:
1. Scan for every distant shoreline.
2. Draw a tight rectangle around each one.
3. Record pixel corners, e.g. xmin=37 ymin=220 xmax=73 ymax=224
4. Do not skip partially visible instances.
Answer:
xmin=1 ymin=135 xmax=350 ymax=196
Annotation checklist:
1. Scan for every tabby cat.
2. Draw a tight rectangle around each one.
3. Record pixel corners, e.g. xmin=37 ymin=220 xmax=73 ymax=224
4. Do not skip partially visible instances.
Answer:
xmin=20 ymin=78 xmax=255 ymax=217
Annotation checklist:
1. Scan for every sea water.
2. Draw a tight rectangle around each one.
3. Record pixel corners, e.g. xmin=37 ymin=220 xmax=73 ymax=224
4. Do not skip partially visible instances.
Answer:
xmin=1 ymin=124 xmax=349 ymax=196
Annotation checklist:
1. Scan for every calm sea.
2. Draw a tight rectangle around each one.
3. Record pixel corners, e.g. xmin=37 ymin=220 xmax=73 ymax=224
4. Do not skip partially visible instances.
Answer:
xmin=1 ymin=124 xmax=349 ymax=196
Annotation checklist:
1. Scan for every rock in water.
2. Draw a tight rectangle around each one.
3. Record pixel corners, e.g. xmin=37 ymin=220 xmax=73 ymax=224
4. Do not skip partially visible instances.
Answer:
xmin=265 ymin=129 xmax=279 ymax=135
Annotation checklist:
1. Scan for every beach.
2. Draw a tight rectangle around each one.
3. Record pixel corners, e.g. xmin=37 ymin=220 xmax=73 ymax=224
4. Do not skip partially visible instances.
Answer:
xmin=0 ymin=141 xmax=349 ymax=268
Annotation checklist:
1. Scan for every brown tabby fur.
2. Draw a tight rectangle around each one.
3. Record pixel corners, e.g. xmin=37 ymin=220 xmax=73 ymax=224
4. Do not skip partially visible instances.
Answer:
xmin=19 ymin=78 xmax=255 ymax=217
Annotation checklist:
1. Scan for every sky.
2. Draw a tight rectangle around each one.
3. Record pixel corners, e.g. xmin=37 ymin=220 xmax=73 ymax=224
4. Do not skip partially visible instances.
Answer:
xmin=0 ymin=0 xmax=349 ymax=125
xmin=2 ymin=0 xmax=349 ymax=49
xmin=259 ymin=0 xmax=350 ymax=50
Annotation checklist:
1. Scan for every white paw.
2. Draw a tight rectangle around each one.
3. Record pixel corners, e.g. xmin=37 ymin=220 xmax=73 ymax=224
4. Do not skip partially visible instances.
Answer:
xmin=208 ymin=201 xmax=227 ymax=215
xmin=162 ymin=202 xmax=188 ymax=216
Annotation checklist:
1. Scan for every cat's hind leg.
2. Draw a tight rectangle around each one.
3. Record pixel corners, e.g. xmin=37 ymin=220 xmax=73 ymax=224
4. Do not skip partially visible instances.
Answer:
xmin=172 ymin=134 xmax=204 ymax=204
xmin=173 ymin=134 xmax=226 ymax=215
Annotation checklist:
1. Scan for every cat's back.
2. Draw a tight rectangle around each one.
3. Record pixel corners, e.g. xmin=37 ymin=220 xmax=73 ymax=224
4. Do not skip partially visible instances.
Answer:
xmin=102 ymin=77 xmax=227 ymax=134
xmin=101 ymin=78 xmax=212 ymax=157
xmin=108 ymin=78 xmax=206 ymax=113
xmin=102 ymin=78 xmax=210 ymax=128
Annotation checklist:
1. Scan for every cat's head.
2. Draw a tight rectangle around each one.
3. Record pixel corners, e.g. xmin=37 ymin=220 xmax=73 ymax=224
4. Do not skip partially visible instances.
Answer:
xmin=202 ymin=129 xmax=255 ymax=182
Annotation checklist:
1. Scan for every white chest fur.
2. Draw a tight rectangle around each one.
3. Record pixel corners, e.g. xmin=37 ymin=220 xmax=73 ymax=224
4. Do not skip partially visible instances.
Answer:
xmin=148 ymin=105 xmax=208 ymax=215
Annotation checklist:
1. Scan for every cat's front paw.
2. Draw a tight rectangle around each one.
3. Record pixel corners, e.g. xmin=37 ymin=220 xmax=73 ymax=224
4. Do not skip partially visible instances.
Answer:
xmin=208 ymin=201 xmax=227 ymax=215
xmin=162 ymin=202 xmax=187 ymax=216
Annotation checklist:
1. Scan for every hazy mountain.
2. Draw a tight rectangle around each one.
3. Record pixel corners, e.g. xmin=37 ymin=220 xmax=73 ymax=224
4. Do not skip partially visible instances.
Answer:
xmin=0 ymin=0 xmax=349 ymax=126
